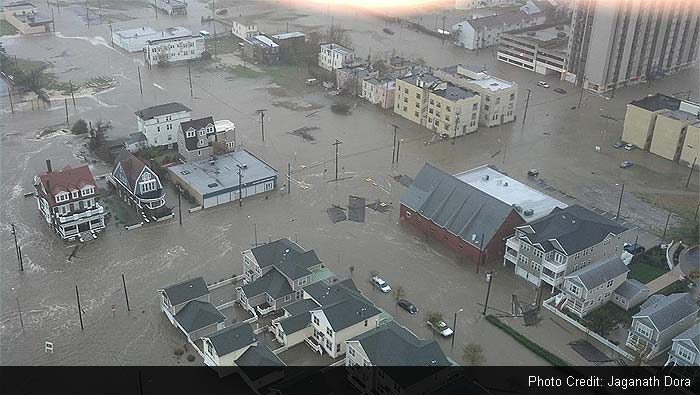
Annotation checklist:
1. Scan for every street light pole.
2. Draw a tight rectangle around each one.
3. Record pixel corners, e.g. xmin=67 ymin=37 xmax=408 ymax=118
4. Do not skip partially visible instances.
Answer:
xmin=451 ymin=308 xmax=463 ymax=350
xmin=237 ymin=165 xmax=243 ymax=207
xmin=333 ymin=139 xmax=342 ymax=181
xmin=615 ymin=183 xmax=625 ymax=220
xmin=482 ymin=271 xmax=494 ymax=316
xmin=390 ymin=124 xmax=399 ymax=164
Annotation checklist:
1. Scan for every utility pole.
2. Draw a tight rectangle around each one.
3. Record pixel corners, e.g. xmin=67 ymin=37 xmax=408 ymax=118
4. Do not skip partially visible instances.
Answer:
xmin=97 ymin=0 xmax=102 ymax=17
xmin=109 ymin=21 xmax=114 ymax=47
xmin=75 ymin=285 xmax=84 ymax=330
xmin=16 ymin=297 xmax=24 ymax=331
xmin=475 ymin=233 xmax=484 ymax=274
xmin=153 ymin=0 xmax=157 ymax=19
xmin=390 ymin=124 xmax=399 ymax=164
xmin=482 ymin=271 xmax=495 ymax=316
xmin=7 ymin=88 xmax=13 ymax=114
xmin=441 ymin=15 xmax=446 ymax=45
xmin=287 ymin=163 xmax=291 ymax=194
xmin=188 ymin=64 xmax=193 ymax=98
xmin=685 ymin=157 xmax=697 ymax=188
xmin=177 ymin=186 xmax=182 ymax=226
xmin=69 ymin=80 xmax=76 ymax=108
xmin=661 ymin=212 xmax=672 ymax=242
xmin=137 ymin=66 xmax=143 ymax=95
xmin=11 ymin=223 xmax=23 ymax=272
xmin=452 ymin=111 xmax=460 ymax=145
xmin=451 ymin=308 xmax=462 ymax=350
xmin=122 ymin=274 xmax=131 ymax=312
xmin=396 ymin=138 xmax=403 ymax=164
xmin=333 ymin=139 xmax=342 ymax=181
xmin=694 ymin=202 xmax=699 ymax=223
xmin=256 ymin=109 xmax=267 ymax=141
xmin=86 ymin=1 xmax=90 ymax=28
xmin=51 ymin=8 xmax=55 ymax=35
xmin=237 ymin=165 xmax=243 ymax=207
xmin=615 ymin=183 xmax=625 ymax=220
xmin=64 ymin=98 xmax=69 ymax=126
xmin=578 ymin=85 xmax=585 ymax=109
xmin=522 ymin=89 xmax=532 ymax=125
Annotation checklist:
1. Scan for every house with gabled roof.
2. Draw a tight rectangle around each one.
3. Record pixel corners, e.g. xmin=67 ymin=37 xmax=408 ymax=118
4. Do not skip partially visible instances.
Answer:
xmin=238 ymin=238 xmax=325 ymax=317
xmin=612 ymin=279 xmax=650 ymax=311
xmin=135 ymin=102 xmax=191 ymax=149
xmin=108 ymin=151 xmax=171 ymax=221
xmin=158 ymin=276 xmax=227 ymax=341
xmin=33 ymin=160 xmax=106 ymax=241
xmin=665 ymin=325 xmax=700 ymax=367
xmin=400 ymin=163 xmax=525 ymax=266
xmin=626 ymin=293 xmax=699 ymax=358
xmin=505 ymin=204 xmax=630 ymax=288
xmin=177 ymin=116 xmax=235 ymax=162
xmin=560 ymin=256 xmax=629 ymax=317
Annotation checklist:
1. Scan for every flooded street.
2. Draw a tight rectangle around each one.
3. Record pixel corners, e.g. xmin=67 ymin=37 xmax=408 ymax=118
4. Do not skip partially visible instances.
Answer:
xmin=1 ymin=1 xmax=698 ymax=366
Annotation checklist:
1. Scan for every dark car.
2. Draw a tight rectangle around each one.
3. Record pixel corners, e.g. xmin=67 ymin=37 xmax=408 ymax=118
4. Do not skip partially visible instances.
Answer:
xmin=624 ymin=243 xmax=646 ymax=255
xmin=527 ymin=169 xmax=539 ymax=177
xmin=383 ymin=28 xmax=395 ymax=35
xmin=554 ymin=88 xmax=567 ymax=94
xmin=397 ymin=299 xmax=417 ymax=314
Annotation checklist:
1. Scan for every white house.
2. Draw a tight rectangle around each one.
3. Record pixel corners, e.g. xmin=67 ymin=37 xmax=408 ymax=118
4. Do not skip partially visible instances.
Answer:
xmin=33 ymin=160 xmax=106 ymax=241
xmin=111 ymin=27 xmax=161 ymax=52
xmin=231 ymin=18 xmax=259 ymax=40
xmin=362 ymin=78 xmax=396 ymax=109
xmin=665 ymin=325 xmax=700 ymax=367
xmin=452 ymin=11 xmax=545 ymax=50
xmin=144 ymin=30 xmax=206 ymax=66
xmin=559 ymin=256 xmax=629 ymax=318
xmin=318 ymin=43 xmax=354 ymax=72
xmin=155 ymin=0 xmax=187 ymax=15
xmin=135 ymin=102 xmax=192 ymax=148
xmin=158 ymin=277 xmax=226 ymax=342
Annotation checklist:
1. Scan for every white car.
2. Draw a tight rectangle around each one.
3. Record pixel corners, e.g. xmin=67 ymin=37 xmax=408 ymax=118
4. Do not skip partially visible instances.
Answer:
xmin=624 ymin=143 xmax=636 ymax=151
xmin=427 ymin=320 xmax=454 ymax=337
xmin=537 ymin=81 xmax=549 ymax=88
xmin=372 ymin=276 xmax=391 ymax=293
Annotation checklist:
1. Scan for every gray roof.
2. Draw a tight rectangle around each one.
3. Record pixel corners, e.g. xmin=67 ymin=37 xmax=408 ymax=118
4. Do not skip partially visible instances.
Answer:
xmin=631 ymin=93 xmax=681 ymax=112
xmin=431 ymin=83 xmax=474 ymax=101
xmin=400 ymin=163 xmax=516 ymax=250
xmin=251 ymin=238 xmax=322 ymax=280
xmin=240 ymin=267 xmax=293 ymax=299
xmin=634 ymin=293 xmax=699 ymax=332
xmin=315 ymin=296 xmax=380 ymax=331
xmin=272 ymin=31 xmax=306 ymax=40
xmin=351 ymin=321 xmax=450 ymax=367
xmin=135 ymin=102 xmax=190 ymax=120
xmin=463 ymin=11 xmax=539 ymax=30
xmin=673 ymin=325 xmax=700 ymax=351
xmin=180 ymin=116 xmax=215 ymax=151
xmin=565 ymin=256 xmax=629 ymax=290
xmin=400 ymin=73 xmax=441 ymax=88
xmin=517 ymin=205 xmax=628 ymax=254
xmin=174 ymin=300 xmax=225 ymax=333
xmin=283 ymin=298 xmax=320 ymax=316
xmin=278 ymin=312 xmax=311 ymax=334
xmin=235 ymin=344 xmax=285 ymax=366
xmin=303 ymin=279 xmax=360 ymax=307
xmin=614 ymin=279 xmax=648 ymax=300
xmin=162 ymin=277 xmax=208 ymax=306
xmin=205 ymin=322 xmax=256 ymax=356
xmin=126 ymin=132 xmax=147 ymax=145
xmin=168 ymin=150 xmax=278 ymax=199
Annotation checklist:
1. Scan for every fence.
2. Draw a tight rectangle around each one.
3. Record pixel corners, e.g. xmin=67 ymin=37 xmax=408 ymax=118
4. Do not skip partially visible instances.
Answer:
xmin=542 ymin=296 xmax=634 ymax=361
xmin=665 ymin=241 xmax=676 ymax=270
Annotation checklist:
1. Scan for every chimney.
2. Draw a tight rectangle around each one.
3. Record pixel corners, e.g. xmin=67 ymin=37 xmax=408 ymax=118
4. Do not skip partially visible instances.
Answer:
xmin=46 ymin=159 xmax=53 ymax=173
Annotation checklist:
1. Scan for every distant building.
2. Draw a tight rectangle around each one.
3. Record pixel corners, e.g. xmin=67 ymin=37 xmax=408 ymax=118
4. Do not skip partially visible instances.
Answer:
xmin=231 ymin=18 xmax=259 ymax=40
xmin=394 ymin=73 xmax=441 ymax=127
xmin=33 ymin=161 xmax=106 ymax=241
xmin=112 ymin=27 xmax=161 ymax=53
xmin=271 ymin=32 xmax=306 ymax=63
xmin=451 ymin=11 xmax=546 ymax=50
xmin=384 ymin=55 xmax=426 ymax=78
xmin=3 ymin=2 xmax=52 ymax=35
xmin=622 ymin=94 xmax=700 ymax=168
xmin=135 ymin=102 xmax=192 ymax=148
xmin=144 ymin=28 xmax=206 ymax=66
xmin=155 ymin=0 xmax=187 ymax=15
xmin=400 ymin=163 xmax=527 ymax=265
xmin=168 ymin=150 xmax=278 ymax=209
xmin=242 ymin=34 xmax=280 ymax=65
xmin=426 ymin=82 xmax=481 ymax=137
xmin=437 ymin=65 xmax=518 ymax=127
xmin=497 ymin=21 xmax=570 ymax=77
xmin=335 ymin=64 xmax=378 ymax=95
xmin=455 ymin=0 xmax=518 ymax=10
xmin=318 ymin=43 xmax=354 ymax=72
xmin=178 ymin=116 xmax=235 ymax=162
xmin=362 ymin=78 xmax=395 ymax=109
xmin=108 ymin=151 xmax=171 ymax=221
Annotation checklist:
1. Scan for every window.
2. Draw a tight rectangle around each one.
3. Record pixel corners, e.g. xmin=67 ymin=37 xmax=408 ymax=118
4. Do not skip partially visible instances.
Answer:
xmin=446 ymin=105 xmax=451 ymax=112
xmin=55 ymin=192 xmax=69 ymax=203
xmin=435 ymin=120 xmax=440 ymax=126
xmin=82 ymin=187 xmax=94 ymax=196
xmin=472 ymin=103 xmax=478 ymax=111
xmin=416 ymin=93 xmax=421 ymax=99
xmin=141 ymin=180 xmax=157 ymax=193
xmin=607 ymin=279 xmax=614 ymax=288
xmin=326 ymin=327 xmax=334 ymax=337
xmin=403 ymin=106 xmax=407 ymax=112
xmin=429 ymin=99 xmax=434 ymax=105
xmin=414 ymin=111 xmax=419 ymax=117
xmin=186 ymin=129 xmax=195 ymax=138
xmin=436 ymin=102 xmax=441 ymax=108
xmin=495 ymin=98 xmax=501 ymax=105
xmin=484 ymin=104 xmax=490 ymax=111
xmin=364 ymin=320 xmax=368 ymax=327
xmin=676 ymin=345 xmax=695 ymax=362
xmin=635 ymin=323 xmax=653 ymax=338
xmin=199 ymin=129 xmax=206 ymax=136
xmin=568 ymin=283 xmax=579 ymax=295
xmin=429 ymin=108 xmax=434 ymax=114
xmin=336 ymin=344 xmax=341 ymax=353
xmin=348 ymin=347 xmax=355 ymax=357
xmin=445 ymin=116 xmax=450 ymax=122
xmin=510 ymin=93 xmax=515 ymax=101
xmin=71 ymin=190 xmax=79 ymax=199
xmin=313 ymin=315 xmax=320 ymax=325
xmin=157 ymin=126 xmax=161 ymax=132
xmin=284 ymin=294 xmax=291 ymax=302
xmin=472 ymin=112 xmax=477 ymax=120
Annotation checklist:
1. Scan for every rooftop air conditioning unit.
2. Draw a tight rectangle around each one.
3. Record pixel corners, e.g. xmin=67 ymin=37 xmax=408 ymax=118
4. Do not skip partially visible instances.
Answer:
xmin=523 ymin=209 xmax=534 ymax=217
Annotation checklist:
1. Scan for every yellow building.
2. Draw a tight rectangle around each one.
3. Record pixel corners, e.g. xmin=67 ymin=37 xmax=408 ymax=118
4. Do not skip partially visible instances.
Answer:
xmin=3 ymin=2 xmax=52 ymax=35
xmin=679 ymin=122 xmax=700 ymax=168
xmin=426 ymin=82 xmax=480 ymax=137
xmin=649 ymin=110 xmax=691 ymax=162
xmin=394 ymin=74 xmax=441 ymax=127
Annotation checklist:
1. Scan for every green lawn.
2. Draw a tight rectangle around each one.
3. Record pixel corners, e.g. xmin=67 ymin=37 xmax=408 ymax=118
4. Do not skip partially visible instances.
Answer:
xmin=0 ymin=20 xmax=18 ymax=37
xmin=658 ymin=279 xmax=693 ymax=295
xmin=627 ymin=246 xmax=669 ymax=283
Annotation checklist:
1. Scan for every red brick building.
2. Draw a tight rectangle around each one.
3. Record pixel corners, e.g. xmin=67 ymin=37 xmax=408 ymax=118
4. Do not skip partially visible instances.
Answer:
xmin=399 ymin=163 xmax=526 ymax=266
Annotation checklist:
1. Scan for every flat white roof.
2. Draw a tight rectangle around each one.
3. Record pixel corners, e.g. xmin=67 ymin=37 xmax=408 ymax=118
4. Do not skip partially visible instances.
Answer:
xmin=214 ymin=119 xmax=235 ymax=131
xmin=454 ymin=165 xmax=567 ymax=221
xmin=468 ymin=77 xmax=513 ymax=91
xmin=114 ymin=26 xmax=159 ymax=39
xmin=254 ymin=35 xmax=279 ymax=47
xmin=272 ymin=32 xmax=305 ymax=40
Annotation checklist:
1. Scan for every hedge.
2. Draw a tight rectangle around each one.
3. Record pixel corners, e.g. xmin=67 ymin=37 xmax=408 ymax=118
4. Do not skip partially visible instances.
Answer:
xmin=485 ymin=315 xmax=570 ymax=366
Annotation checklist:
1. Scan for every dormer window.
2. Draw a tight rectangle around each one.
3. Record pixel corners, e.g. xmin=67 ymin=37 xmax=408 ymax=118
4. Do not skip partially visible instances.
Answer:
xmin=199 ymin=129 xmax=206 ymax=136
xmin=186 ymin=129 xmax=195 ymax=138
xmin=55 ymin=192 xmax=70 ymax=203
xmin=82 ymin=186 xmax=94 ymax=196
xmin=71 ymin=190 xmax=79 ymax=199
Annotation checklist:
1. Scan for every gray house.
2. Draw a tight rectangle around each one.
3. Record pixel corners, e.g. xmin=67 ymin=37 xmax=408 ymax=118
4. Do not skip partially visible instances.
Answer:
xmin=626 ymin=293 xmax=699 ymax=358
xmin=612 ymin=279 xmax=650 ymax=311
xmin=560 ymin=256 xmax=629 ymax=318
xmin=159 ymin=277 xmax=209 ymax=318
xmin=177 ymin=116 xmax=235 ymax=162
xmin=173 ymin=300 xmax=225 ymax=341
xmin=665 ymin=325 xmax=700 ymax=367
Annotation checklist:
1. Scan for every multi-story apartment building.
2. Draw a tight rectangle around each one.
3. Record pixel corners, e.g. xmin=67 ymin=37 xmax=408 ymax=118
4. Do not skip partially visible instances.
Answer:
xmin=318 ymin=43 xmax=354 ymax=72
xmin=497 ymin=21 xmax=570 ymax=77
xmin=626 ymin=293 xmax=699 ymax=359
xmin=362 ymin=78 xmax=396 ymax=109
xmin=335 ymin=64 xmax=378 ymax=96
xmin=622 ymin=93 xmax=700 ymax=168
xmin=505 ymin=204 xmax=630 ymax=288
xmin=34 ymin=161 xmax=106 ymax=241
xmin=231 ymin=18 xmax=259 ymax=40
xmin=426 ymin=82 xmax=480 ymax=137
xmin=435 ymin=64 xmax=518 ymax=127
xmin=560 ymin=256 xmax=629 ymax=318
xmin=144 ymin=30 xmax=206 ymax=66
xmin=135 ymin=102 xmax=191 ymax=148
xmin=242 ymin=34 xmax=280 ymax=65
xmin=564 ymin=0 xmax=700 ymax=92
xmin=452 ymin=10 xmax=546 ymax=50
xmin=177 ymin=117 xmax=237 ymax=162
xmin=394 ymin=73 xmax=441 ymax=127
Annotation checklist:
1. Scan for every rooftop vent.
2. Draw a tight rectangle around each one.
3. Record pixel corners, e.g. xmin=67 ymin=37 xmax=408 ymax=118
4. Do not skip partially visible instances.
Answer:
xmin=557 ymin=32 xmax=566 ymax=38
xmin=484 ymin=175 xmax=490 ymax=181
xmin=207 ymin=183 xmax=218 ymax=188
xmin=503 ymin=182 xmax=508 ymax=187
xmin=523 ymin=209 xmax=534 ymax=217
xmin=472 ymin=233 xmax=477 ymax=241
xmin=526 ymin=31 xmax=536 ymax=36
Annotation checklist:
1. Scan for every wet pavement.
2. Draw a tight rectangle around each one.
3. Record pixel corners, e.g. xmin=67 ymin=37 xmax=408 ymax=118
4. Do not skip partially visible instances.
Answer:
xmin=1 ymin=1 xmax=699 ymax=366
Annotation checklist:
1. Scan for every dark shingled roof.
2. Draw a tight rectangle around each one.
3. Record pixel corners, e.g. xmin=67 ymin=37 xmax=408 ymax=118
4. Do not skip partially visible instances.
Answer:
xmin=630 ymin=93 xmax=681 ymax=112
xmin=174 ymin=300 xmax=225 ymax=333
xmin=180 ymin=116 xmax=215 ymax=152
xmin=565 ymin=256 xmax=629 ymax=290
xmin=251 ymin=239 xmax=322 ymax=281
xmin=314 ymin=296 xmax=380 ymax=331
xmin=400 ymin=163 xmax=516 ymax=250
xmin=206 ymin=322 xmax=256 ymax=356
xmin=634 ymin=293 xmax=699 ymax=332
xmin=135 ymin=102 xmax=190 ymax=120
xmin=614 ymin=279 xmax=648 ymax=300
xmin=303 ymin=279 xmax=361 ymax=307
xmin=517 ymin=205 xmax=628 ymax=254
xmin=163 ymin=277 xmax=208 ymax=306
xmin=278 ymin=312 xmax=311 ymax=334
xmin=240 ymin=268 xmax=293 ymax=299
xmin=350 ymin=321 xmax=450 ymax=367
xmin=113 ymin=151 xmax=147 ymax=191
xmin=283 ymin=299 xmax=320 ymax=316
xmin=236 ymin=344 xmax=285 ymax=366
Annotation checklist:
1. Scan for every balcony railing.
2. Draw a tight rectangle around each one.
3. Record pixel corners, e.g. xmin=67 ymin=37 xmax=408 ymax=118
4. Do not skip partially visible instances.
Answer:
xmin=505 ymin=236 xmax=520 ymax=251
xmin=542 ymin=258 xmax=566 ymax=273
xmin=541 ymin=272 xmax=563 ymax=286
xmin=504 ymin=251 xmax=517 ymax=263
xmin=57 ymin=204 xmax=104 ymax=224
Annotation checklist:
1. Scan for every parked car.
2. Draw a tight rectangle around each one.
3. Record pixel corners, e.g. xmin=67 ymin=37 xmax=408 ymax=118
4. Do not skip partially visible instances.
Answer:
xmin=372 ymin=276 xmax=391 ymax=293
xmin=620 ymin=160 xmax=633 ymax=168
xmin=527 ymin=169 xmax=540 ymax=177
xmin=427 ymin=319 xmax=453 ymax=337
xmin=554 ymin=88 xmax=567 ymax=94
xmin=215 ymin=8 xmax=228 ymax=15
xmin=537 ymin=81 xmax=549 ymax=88
xmin=613 ymin=141 xmax=624 ymax=148
xmin=624 ymin=143 xmax=636 ymax=151
xmin=624 ymin=243 xmax=646 ymax=255
xmin=383 ymin=28 xmax=395 ymax=35
xmin=397 ymin=299 xmax=417 ymax=314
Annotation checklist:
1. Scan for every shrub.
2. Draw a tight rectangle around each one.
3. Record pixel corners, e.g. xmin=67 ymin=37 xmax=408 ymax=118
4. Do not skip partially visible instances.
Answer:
xmin=485 ymin=315 xmax=569 ymax=366
xmin=71 ymin=119 xmax=89 ymax=135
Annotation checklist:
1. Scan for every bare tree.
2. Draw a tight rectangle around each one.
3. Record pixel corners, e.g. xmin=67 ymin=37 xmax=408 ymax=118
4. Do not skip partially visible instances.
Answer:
xmin=462 ymin=343 xmax=486 ymax=366
xmin=393 ymin=285 xmax=405 ymax=305
xmin=349 ymin=265 xmax=355 ymax=278
xmin=323 ymin=25 xmax=353 ymax=49
xmin=425 ymin=311 xmax=443 ymax=325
